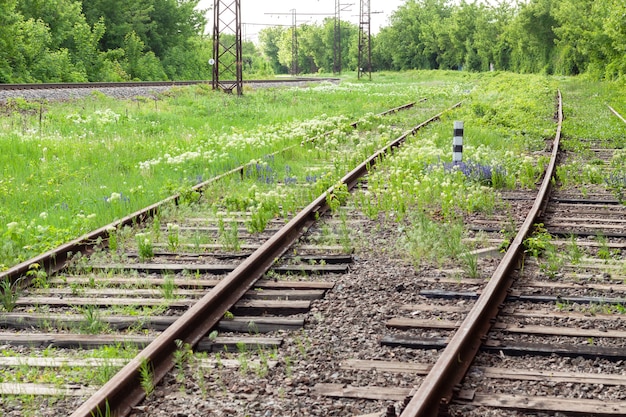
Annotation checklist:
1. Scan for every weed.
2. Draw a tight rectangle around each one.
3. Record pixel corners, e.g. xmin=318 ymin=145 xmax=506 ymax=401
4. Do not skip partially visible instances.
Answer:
xmin=173 ymin=339 xmax=192 ymax=383
xmin=338 ymin=211 xmax=352 ymax=252
xmin=191 ymin=352 xmax=209 ymax=398
xmin=247 ymin=320 xmax=259 ymax=334
xmin=462 ymin=251 xmax=480 ymax=279
xmin=539 ymin=248 xmax=564 ymax=279
xmin=138 ymin=357 xmax=154 ymax=397
xmin=160 ymin=274 xmax=177 ymax=300
xmin=0 ymin=278 xmax=21 ymax=312
xmin=80 ymin=305 xmax=109 ymax=334
xmin=218 ymin=218 xmax=241 ymax=251
xmin=327 ymin=183 xmax=349 ymax=212
xmin=556 ymin=298 xmax=571 ymax=311
xmin=284 ymin=355 xmax=293 ymax=377
xmin=135 ymin=233 xmax=154 ymax=260
xmin=237 ymin=342 xmax=249 ymax=375
xmin=596 ymin=234 xmax=612 ymax=260
xmin=107 ymin=226 xmax=118 ymax=251
xmin=151 ymin=216 xmax=161 ymax=241
xmin=26 ymin=263 xmax=48 ymax=289
xmin=567 ymin=235 xmax=584 ymax=264
xmin=90 ymin=400 xmax=111 ymax=417
xmin=523 ymin=224 xmax=553 ymax=258
xmin=166 ymin=223 xmax=180 ymax=251
xmin=403 ymin=212 xmax=465 ymax=267
xmin=247 ymin=205 xmax=272 ymax=233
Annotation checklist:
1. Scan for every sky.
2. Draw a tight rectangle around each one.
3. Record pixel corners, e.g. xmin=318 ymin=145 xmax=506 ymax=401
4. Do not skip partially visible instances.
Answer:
xmin=196 ymin=0 xmax=407 ymax=42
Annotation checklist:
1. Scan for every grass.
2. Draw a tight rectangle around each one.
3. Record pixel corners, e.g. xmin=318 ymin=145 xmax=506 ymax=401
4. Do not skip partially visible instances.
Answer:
xmin=0 ymin=278 xmax=21 ymax=312
xmin=2 ymin=71 xmax=625 ymax=272
xmin=0 ymin=71 xmax=473 ymax=270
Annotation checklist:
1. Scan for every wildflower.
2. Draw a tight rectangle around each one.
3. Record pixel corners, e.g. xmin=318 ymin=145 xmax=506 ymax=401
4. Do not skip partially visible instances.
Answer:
xmin=107 ymin=192 xmax=122 ymax=203
xmin=39 ymin=212 xmax=48 ymax=220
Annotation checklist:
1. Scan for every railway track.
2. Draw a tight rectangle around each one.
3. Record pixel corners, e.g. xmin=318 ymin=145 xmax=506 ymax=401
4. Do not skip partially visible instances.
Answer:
xmin=306 ymin=93 xmax=624 ymax=417
xmin=0 ymin=78 xmax=340 ymax=104
xmin=0 ymin=78 xmax=338 ymax=91
xmin=3 ymin=78 xmax=623 ymax=417
xmin=0 ymin=94 xmax=460 ymax=416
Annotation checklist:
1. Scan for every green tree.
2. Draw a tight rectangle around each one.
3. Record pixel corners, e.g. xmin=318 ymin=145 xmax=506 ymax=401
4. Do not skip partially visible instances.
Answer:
xmin=601 ymin=0 xmax=626 ymax=79
xmin=507 ymin=0 xmax=558 ymax=74
xmin=379 ymin=0 xmax=452 ymax=70
xmin=259 ymin=26 xmax=288 ymax=74
xmin=122 ymin=31 xmax=166 ymax=80
xmin=552 ymin=0 xmax=611 ymax=77
xmin=0 ymin=0 xmax=23 ymax=82
xmin=17 ymin=0 xmax=84 ymax=50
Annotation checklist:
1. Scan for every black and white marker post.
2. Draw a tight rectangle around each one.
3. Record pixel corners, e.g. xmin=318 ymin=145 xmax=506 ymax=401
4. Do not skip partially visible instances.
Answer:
xmin=453 ymin=121 xmax=464 ymax=164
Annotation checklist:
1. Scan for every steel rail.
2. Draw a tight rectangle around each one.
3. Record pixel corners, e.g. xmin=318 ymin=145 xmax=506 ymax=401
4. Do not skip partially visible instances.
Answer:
xmin=400 ymin=91 xmax=563 ymax=417
xmin=70 ymin=101 xmax=462 ymax=417
xmin=0 ymin=78 xmax=339 ymax=91
xmin=608 ymin=104 xmax=626 ymax=124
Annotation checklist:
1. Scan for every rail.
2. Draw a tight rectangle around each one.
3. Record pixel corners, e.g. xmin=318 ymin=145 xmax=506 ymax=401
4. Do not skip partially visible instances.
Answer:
xmin=70 ymin=102 xmax=462 ymax=417
xmin=400 ymin=91 xmax=563 ymax=417
xmin=0 ymin=78 xmax=339 ymax=91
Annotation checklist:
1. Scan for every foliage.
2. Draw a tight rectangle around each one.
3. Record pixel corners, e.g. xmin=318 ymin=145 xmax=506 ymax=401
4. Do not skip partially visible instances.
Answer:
xmin=369 ymin=0 xmax=626 ymax=81
xmin=3 ymin=0 xmax=626 ymax=80
xmin=0 ymin=0 xmax=211 ymax=82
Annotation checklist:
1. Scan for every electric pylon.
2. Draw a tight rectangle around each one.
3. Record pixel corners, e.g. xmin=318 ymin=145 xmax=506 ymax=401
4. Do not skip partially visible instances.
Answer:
xmin=212 ymin=0 xmax=243 ymax=95
xmin=358 ymin=0 xmax=372 ymax=80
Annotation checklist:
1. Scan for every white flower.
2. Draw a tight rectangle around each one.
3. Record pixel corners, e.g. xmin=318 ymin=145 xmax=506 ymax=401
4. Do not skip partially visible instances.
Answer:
xmin=107 ymin=192 xmax=121 ymax=202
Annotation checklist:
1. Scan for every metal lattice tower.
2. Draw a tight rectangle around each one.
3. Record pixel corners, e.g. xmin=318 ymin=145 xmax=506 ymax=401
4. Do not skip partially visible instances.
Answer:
xmin=334 ymin=0 xmax=341 ymax=74
xmin=212 ymin=0 xmax=243 ymax=95
xmin=358 ymin=0 xmax=372 ymax=80
xmin=291 ymin=9 xmax=299 ymax=75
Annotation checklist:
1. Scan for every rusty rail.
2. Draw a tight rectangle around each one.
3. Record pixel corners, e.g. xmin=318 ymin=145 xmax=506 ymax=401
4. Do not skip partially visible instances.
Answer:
xmin=400 ymin=91 xmax=563 ymax=417
xmin=70 ymin=101 xmax=462 ymax=417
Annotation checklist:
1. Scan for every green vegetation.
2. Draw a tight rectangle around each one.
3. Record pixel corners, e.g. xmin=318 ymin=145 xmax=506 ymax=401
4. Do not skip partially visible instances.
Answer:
xmin=138 ymin=357 xmax=154 ymax=397
xmin=0 ymin=278 xmax=20 ymax=312
xmin=1 ymin=75 xmax=455 ymax=270
xmin=2 ymin=71 xmax=624 ymax=273
xmin=1 ymin=0 xmax=214 ymax=82
xmin=4 ymin=1 xmax=626 ymax=82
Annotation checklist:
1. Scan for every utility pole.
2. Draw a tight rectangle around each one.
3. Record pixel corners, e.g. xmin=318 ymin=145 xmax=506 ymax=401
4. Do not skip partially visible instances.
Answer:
xmin=212 ymin=0 xmax=243 ymax=95
xmin=291 ymin=9 xmax=298 ymax=76
xmin=334 ymin=1 xmax=353 ymax=74
xmin=334 ymin=0 xmax=340 ymax=74
xmin=358 ymin=0 xmax=372 ymax=80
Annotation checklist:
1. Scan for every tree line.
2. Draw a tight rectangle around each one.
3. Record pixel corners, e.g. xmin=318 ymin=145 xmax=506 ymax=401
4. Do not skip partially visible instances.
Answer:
xmin=1 ymin=0 xmax=625 ymax=83
xmin=0 ymin=0 xmax=214 ymax=82
xmin=260 ymin=0 xmax=626 ymax=80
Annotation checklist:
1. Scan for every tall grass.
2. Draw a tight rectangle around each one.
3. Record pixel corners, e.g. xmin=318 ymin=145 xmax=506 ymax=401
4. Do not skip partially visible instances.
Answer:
xmin=0 ymin=71 xmax=476 ymax=269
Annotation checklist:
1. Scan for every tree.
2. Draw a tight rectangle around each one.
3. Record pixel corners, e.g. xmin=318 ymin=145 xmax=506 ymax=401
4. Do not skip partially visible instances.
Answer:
xmin=552 ymin=0 xmax=611 ymax=77
xmin=259 ymin=26 xmax=289 ymax=74
xmin=378 ymin=0 xmax=452 ymax=70
xmin=17 ymin=0 xmax=85 ymax=50
xmin=507 ymin=0 xmax=558 ymax=74
xmin=0 ymin=0 xmax=23 ymax=82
